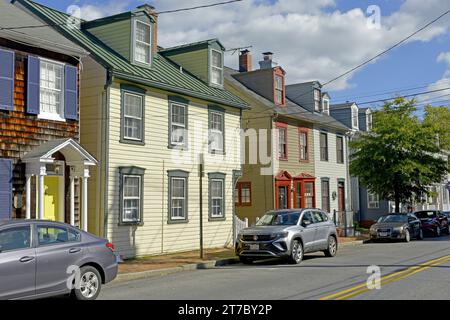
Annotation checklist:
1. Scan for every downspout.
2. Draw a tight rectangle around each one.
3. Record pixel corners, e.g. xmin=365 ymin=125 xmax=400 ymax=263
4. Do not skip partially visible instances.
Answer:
xmin=103 ymin=70 xmax=112 ymax=239
xmin=345 ymin=132 xmax=353 ymax=228
xmin=232 ymin=109 xmax=244 ymax=246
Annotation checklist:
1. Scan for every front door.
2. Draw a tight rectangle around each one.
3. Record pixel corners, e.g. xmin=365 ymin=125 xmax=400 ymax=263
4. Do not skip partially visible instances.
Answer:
xmin=43 ymin=176 xmax=59 ymax=221
xmin=0 ymin=225 xmax=36 ymax=299
xmin=278 ymin=186 xmax=288 ymax=209
xmin=338 ymin=182 xmax=345 ymax=212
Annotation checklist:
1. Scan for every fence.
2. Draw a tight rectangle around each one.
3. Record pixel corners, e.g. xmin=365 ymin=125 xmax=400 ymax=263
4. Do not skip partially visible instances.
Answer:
xmin=234 ymin=215 xmax=248 ymax=244
xmin=333 ymin=210 xmax=354 ymax=237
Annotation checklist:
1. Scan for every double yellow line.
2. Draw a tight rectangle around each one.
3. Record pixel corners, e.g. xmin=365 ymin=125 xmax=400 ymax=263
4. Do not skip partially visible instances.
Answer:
xmin=320 ymin=253 xmax=450 ymax=300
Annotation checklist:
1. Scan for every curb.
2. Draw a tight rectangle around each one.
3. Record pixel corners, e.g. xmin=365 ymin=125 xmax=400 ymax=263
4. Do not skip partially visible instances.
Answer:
xmin=339 ymin=240 xmax=365 ymax=247
xmin=113 ymin=257 xmax=240 ymax=283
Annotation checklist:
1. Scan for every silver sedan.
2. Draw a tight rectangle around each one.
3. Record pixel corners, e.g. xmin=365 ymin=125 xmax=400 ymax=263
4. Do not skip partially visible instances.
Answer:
xmin=0 ymin=220 xmax=118 ymax=300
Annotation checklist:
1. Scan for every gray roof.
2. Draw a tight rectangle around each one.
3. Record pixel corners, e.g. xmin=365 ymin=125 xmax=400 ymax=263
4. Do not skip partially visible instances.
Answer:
xmin=224 ymin=67 xmax=349 ymax=131
xmin=330 ymin=102 xmax=356 ymax=110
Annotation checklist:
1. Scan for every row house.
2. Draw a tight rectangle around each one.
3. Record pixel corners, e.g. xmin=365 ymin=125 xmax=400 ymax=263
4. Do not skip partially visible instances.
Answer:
xmin=17 ymin=0 xmax=248 ymax=258
xmin=0 ymin=0 xmax=97 ymax=229
xmin=225 ymin=50 xmax=350 ymax=225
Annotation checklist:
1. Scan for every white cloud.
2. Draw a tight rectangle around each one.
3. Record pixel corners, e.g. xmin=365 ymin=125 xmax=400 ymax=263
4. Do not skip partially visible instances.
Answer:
xmin=437 ymin=52 xmax=450 ymax=66
xmin=76 ymin=0 xmax=450 ymax=91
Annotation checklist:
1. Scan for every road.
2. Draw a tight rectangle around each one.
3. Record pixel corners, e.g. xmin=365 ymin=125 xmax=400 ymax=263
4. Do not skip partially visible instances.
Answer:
xmin=100 ymin=235 xmax=450 ymax=300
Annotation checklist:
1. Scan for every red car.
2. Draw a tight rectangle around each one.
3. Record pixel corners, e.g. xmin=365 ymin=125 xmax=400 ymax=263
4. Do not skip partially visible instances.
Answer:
xmin=414 ymin=210 xmax=449 ymax=237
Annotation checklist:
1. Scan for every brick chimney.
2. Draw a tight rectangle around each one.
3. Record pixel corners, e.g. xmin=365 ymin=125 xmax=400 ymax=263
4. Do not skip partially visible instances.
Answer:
xmin=259 ymin=52 xmax=277 ymax=69
xmin=137 ymin=4 xmax=158 ymax=55
xmin=239 ymin=49 xmax=252 ymax=72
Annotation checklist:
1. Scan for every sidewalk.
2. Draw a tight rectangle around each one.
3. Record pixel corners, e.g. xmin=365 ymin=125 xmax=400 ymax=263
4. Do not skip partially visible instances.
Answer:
xmin=114 ymin=236 xmax=367 ymax=283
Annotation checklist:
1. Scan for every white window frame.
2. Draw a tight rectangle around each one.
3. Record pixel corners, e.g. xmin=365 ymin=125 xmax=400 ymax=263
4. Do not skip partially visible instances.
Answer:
xmin=278 ymin=127 xmax=287 ymax=159
xmin=122 ymin=175 xmax=141 ymax=223
xmin=38 ymin=58 xmax=65 ymax=122
xmin=314 ymin=89 xmax=321 ymax=112
xmin=170 ymin=102 xmax=187 ymax=146
xmin=210 ymin=179 xmax=224 ymax=218
xmin=123 ymin=92 xmax=144 ymax=141
xmin=170 ymin=177 xmax=187 ymax=220
xmin=210 ymin=49 xmax=223 ymax=86
xmin=209 ymin=111 xmax=224 ymax=152
xmin=352 ymin=106 xmax=359 ymax=129
xmin=274 ymin=75 xmax=284 ymax=105
xmin=322 ymin=99 xmax=329 ymax=114
xmin=367 ymin=192 xmax=380 ymax=209
xmin=134 ymin=20 xmax=152 ymax=65
xmin=366 ymin=111 xmax=373 ymax=131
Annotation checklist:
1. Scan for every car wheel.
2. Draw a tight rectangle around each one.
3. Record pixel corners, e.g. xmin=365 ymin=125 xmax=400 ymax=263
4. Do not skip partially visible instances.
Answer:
xmin=239 ymin=256 xmax=253 ymax=265
xmin=403 ymin=229 xmax=411 ymax=243
xmin=435 ymin=226 xmax=441 ymax=237
xmin=71 ymin=266 xmax=102 ymax=301
xmin=288 ymin=240 xmax=303 ymax=264
xmin=324 ymin=236 xmax=338 ymax=257
xmin=417 ymin=229 xmax=424 ymax=240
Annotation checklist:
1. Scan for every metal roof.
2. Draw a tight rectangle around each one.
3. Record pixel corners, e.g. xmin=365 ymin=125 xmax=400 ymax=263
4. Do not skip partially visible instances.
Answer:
xmin=16 ymin=0 xmax=248 ymax=110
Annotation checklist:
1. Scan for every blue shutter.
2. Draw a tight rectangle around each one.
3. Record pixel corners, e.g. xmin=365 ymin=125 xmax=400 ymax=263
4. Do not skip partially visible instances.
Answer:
xmin=0 ymin=49 xmax=15 ymax=111
xmin=27 ymin=56 xmax=40 ymax=115
xmin=0 ymin=159 xmax=12 ymax=220
xmin=64 ymin=65 xmax=78 ymax=120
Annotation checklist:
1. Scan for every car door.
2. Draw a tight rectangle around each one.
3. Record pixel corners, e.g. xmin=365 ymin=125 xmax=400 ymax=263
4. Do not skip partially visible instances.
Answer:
xmin=407 ymin=214 xmax=421 ymax=237
xmin=437 ymin=211 xmax=448 ymax=230
xmin=310 ymin=211 xmax=328 ymax=250
xmin=0 ymin=225 xmax=36 ymax=300
xmin=299 ymin=211 xmax=317 ymax=252
xmin=35 ymin=224 xmax=84 ymax=296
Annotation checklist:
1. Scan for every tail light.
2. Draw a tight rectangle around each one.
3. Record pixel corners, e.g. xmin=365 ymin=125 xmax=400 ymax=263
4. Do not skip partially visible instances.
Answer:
xmin=106 ymin=242 xmax=115 ymax=251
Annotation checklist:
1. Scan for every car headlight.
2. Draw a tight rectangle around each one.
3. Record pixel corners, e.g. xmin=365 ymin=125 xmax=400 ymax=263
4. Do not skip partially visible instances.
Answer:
xmin=393 ymin=226 xmax=404 ymax=232
xmin=273 ymin=232 xmax=289 ymax=239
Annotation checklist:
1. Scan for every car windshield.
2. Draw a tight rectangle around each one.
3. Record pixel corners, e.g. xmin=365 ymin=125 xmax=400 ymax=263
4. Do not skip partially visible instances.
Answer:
xmin=256 ymin=212 xmax=300 ymax=226
xmin=377 ymin=215 xmax=407 ymax=223
xmin=415 ymin=211 xmax=436 ymax=219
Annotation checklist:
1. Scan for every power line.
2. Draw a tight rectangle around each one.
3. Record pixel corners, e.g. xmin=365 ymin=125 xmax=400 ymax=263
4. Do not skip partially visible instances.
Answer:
xmin=158 ymin=0 xmax=244 ymax=14
xmin=288 ymin=8 xmax=450 ymax=103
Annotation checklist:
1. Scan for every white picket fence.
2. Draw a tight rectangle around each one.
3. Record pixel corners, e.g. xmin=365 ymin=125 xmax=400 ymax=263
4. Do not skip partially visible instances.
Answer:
xmin=234 ymin=215 xmax=248 ymax=243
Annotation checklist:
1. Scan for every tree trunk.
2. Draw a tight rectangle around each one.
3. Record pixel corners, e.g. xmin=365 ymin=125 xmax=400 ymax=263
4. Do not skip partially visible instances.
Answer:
xmin=394 ymin=193 xmax=400 ymax=213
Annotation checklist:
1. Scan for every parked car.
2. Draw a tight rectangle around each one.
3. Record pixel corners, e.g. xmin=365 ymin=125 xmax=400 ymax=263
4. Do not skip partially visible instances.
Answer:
xmin=442 ymin=211 xmax=450 ymax=220
xmin=0 ymin=220 xmax=118 ymax=300
xmin=236 ymin=209 xmax=338 ymax=265
xmin=414 ymin=210 xmax=449 ymax=237
xmin=369 ymin=213 xmax=423 ymax=242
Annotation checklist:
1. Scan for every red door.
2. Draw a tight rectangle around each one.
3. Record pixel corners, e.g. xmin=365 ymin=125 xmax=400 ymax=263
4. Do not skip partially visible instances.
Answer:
xmin=338 ymin=182 xmax=345 ymax=212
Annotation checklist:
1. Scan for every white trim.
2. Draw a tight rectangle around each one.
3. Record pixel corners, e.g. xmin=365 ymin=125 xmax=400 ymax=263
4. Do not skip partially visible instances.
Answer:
xmin=367 ymin=192 xmax=380 ymax=209
xmin=133 ymin=20 xmax=152 ymax=65
xmin=209 ymin=111 xmax=224 ymax=152
xmin=211 ymin=178 xmax=224 ymax=218
xmin=123 ymin=92 xmax=144 ymax=141
xmin=122 ymin=175 xmax=142 ymax=223
xmin=210 ymin=49 xmax=224 ymax=86
xmin=38 ymin=58 xmax=65 ymax=121
xmin=170 ymin=177 xmax=186 ymax=220
xmin=170 ymin=102 xmax=187 ymax=146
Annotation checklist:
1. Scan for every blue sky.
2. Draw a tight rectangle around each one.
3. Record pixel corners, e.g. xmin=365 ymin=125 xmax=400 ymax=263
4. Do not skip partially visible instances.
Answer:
xmin=35 ymin=0 xmax=450 ymax=109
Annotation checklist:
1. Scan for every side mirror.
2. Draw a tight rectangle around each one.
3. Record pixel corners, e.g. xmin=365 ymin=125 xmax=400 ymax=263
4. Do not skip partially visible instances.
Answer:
xmin=302 ymin=220 xmax=312 ymax=227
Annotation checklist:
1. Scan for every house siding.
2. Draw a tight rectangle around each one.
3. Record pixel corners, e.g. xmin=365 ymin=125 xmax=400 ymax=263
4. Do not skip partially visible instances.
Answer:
xmin=164 ymin=49 xmax=209 ymax=83
xmin=104 ymin=82 xmax=241 ymax=258
xmin=87 ymin=20 xmax=132 ymax=61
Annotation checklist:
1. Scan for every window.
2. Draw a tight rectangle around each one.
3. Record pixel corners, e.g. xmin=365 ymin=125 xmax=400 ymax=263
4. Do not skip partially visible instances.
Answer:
xmin=134 ymin=21 xmax=151 ymax=65
xmin=0 ymin=227 xmax=31 ymax=251
xmin=122 ymin=176 xmax=141 ymax=223
xmin=321 ymin=179 xmax=330 ymax=213
xmin=209 ymin=109 xmax=224 ymax=153
xmin=367 ymin=112 xmax=373 ymax=131
xmin=312 ymin=211 xmax=324 ymax=223
xmin=123 ymin=92 xmax=144 ymax=141
xmin=40 ymin=60 xmax=64 ymax=120
xmin=304 ymin=182 xmax=315 ymax=208
xmin=323 ymin=99 xmax=329 ymax=114
xmin=299 ymin=129 xmax=308 ymax=161
xmin=314 ymin=89 xmax=321 ymax=112
xmin=336 ymin=136 xmax=344 ymax=164
xmin=170 ymin=102 xmax=187 ymax=147
xmin=168 ymin=170 xmax=189 ymax=222
xmin=368 ymin=192 xmax=379 ymax=209
xmin=37 ymin=226 xmax=77 ymax=246
xmin=119 ymin=167 xmax=145 ymax=224
xmin=211 ymin=50 xmax=223 ymax=86
xmin=320 ymin=132 xmax=328 ymax=161
xmin=277 ymin=125 xmax=288 ymax=160
xmin=352 ymin=107 xmax=359 ymax=128
xmin=235 ymin=182 xmax=251 ymax=206
xmin=274 ymin=75 xmax=284 ymax=105
xmin=209 ymin=173 xmax=225 ymax=219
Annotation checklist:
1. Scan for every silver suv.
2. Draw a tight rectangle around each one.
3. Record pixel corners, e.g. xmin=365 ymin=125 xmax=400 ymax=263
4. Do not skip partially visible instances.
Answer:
xmin=236 ymin=209 xmax=338 ymax=264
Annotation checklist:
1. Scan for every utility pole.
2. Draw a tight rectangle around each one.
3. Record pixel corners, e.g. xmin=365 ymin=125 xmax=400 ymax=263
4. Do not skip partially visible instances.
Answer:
xmin=199 ymin=153 xmax=205 ymax=259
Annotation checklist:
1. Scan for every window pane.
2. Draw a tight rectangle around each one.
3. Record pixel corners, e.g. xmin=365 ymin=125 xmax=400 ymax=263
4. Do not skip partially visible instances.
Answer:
xmin=38 ymin=226 xmax=70 ymax=245
xmin=136 ymin=22 xmax=150 ymax=43
xmin=212 ymin=51 xmax=222 ymax=68
xmin=124 ymin=93 xmax=143 ymax=140
xmin=40 ymin=61 xmax=63 ymax=117
xmin=211 ymin=180 xmax=223 ymax=198
xmin=135 ymin=43 xmax=150 ymax=64
xmin=124 ymin=94 xmax=142 ymax=118
xmin=0 ymin=227 xmax=31 ymax=251
xmin=124 ymin=176 xmax=140 ymax=197
xmin=171 ymin=104 xmax=185 ymax=125
xmin=172 ymin=178 xmax=185 ymax=198
xmin=211 ymin=68 xmax=223 ymax=85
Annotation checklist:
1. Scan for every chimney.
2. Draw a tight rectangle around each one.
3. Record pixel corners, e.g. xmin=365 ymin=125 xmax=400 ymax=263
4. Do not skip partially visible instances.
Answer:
xmin=137 ymin=4 xmax=158 ymax=55
xmin=239 ymin=49 xmax=252 ymax=72
xmin=259 ymin=52 xmax=276 ymax=69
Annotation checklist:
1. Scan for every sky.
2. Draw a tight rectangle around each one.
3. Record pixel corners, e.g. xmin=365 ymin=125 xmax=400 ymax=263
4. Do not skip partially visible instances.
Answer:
xmin=35 ymin=0 xmax=450 ymax=109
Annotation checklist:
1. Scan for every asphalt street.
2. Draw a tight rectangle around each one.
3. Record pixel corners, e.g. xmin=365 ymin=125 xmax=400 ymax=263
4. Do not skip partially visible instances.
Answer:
xmin=100 ymin=235 xmax=450 ymax=300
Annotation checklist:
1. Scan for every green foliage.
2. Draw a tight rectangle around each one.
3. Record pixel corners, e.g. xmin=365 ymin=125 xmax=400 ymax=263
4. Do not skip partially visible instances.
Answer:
xmin=423 ymin=105 xmax=450 ymax=151
xmin=350 ymin=98 xmax=448 ymax=212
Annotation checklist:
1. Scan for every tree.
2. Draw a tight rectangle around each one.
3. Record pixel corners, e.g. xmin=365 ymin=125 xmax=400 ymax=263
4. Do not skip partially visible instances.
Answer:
xmin=350 ymin=98 xmax=448 ymax=213
xmin=423 ymin=105 xmax=450 ymax=151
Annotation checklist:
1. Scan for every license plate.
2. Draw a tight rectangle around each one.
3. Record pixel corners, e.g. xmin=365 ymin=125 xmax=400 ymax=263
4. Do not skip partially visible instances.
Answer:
xmin=379 ymin=232 xmax=388 ymax=237
xmin=249 ymin=244 xmax=259 ymax=250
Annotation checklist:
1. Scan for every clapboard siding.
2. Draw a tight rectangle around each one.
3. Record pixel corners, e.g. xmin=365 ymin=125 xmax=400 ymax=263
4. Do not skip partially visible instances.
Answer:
xmin=87 ymin=20 xmax=131 ymax=61
xmin=164 ymin=49 xmax=209 ymax=83
xmin=103 ymin=82 xmax=241 ymax=258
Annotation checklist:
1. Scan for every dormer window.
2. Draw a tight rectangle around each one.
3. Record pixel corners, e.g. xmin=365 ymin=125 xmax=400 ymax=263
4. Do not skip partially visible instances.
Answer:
xmin=352 ymin=106 xmax=359 ymax=129
xmin=322 ymin=99 xmax=329 ymax=114
xmin=134 ymin=20 xmax=152 ymax=65
xmin=314 ymin=89 xmax=321 ymax=112
xmin=274 ymin=75 xmax=284 ymax=105
xmin=211 ymin=49 xmax=223 ymax=86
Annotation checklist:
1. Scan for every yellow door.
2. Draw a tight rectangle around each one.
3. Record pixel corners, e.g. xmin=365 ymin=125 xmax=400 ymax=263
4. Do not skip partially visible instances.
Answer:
xmin=43 ymin=176 xmax=59 ymax=221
